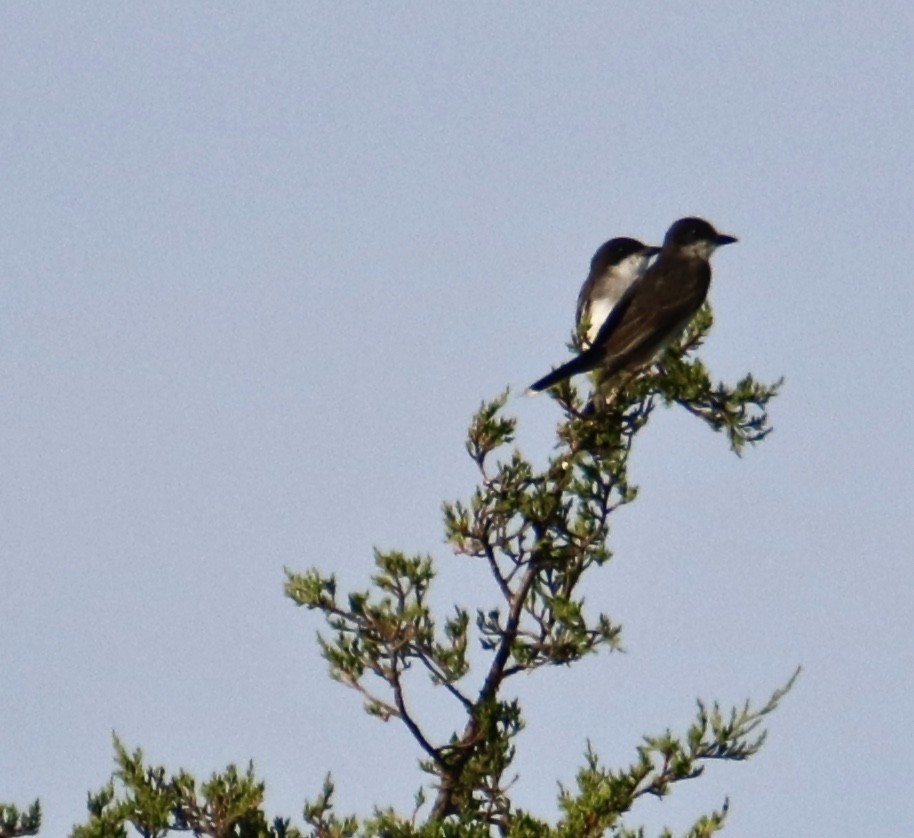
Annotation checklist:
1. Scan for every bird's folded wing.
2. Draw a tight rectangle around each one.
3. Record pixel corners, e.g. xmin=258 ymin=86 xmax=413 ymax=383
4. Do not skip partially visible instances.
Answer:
xmin=597 ymin=261 xmax=710 ymax=369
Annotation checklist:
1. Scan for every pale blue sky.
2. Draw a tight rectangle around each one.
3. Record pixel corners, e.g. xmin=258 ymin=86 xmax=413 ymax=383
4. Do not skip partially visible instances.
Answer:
xmin=2 ymin=4 xmax=912 ymax=836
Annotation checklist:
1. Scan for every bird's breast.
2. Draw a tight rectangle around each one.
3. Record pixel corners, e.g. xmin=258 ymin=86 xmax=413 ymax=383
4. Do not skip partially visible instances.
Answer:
xmin=585 ymin=298 xmax=615 ymax=344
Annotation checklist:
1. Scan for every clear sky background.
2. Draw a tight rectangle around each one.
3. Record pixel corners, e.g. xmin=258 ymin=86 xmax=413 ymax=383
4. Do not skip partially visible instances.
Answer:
xmin=2 ymin=4 xmax=912 ymax=836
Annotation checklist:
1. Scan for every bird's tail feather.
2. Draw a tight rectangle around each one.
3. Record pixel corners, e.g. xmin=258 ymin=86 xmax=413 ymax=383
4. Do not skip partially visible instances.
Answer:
xmin=526 ymin=352 xmax=596 ymax=394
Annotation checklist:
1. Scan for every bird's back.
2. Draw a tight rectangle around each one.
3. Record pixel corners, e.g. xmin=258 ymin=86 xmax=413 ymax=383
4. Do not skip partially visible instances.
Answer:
xmin=593 ymin=253 xmax=711 ymax=380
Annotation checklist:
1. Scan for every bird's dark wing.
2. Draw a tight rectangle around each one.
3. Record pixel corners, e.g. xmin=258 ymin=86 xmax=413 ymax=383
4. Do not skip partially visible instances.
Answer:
xmin=595 ymin=258 xmax=710 ymax=378
xmin=575 ymin=273 xmax=593 ymax=329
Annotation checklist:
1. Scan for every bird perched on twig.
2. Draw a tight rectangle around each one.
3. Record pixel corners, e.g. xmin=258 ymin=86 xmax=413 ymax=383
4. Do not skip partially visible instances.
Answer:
xmin=528 ymin=217 xmax=737 ymax=395
xmin=575 ymin=237 xmax=660 ymax=349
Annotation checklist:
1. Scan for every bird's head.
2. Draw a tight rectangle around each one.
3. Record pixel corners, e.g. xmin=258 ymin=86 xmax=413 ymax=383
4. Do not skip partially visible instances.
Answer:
xmin=663 ymin=217 xmax=737 ymax=259
xmin=590 ymin=236 xmax=661 ymax=280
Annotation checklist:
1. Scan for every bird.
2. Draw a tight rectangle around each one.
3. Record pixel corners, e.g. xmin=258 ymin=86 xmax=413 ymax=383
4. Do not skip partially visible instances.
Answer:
xmin=528 ymin=217 xmax=737 ymax=394
xmin=575 ymin=237 xmax=661 ymax=349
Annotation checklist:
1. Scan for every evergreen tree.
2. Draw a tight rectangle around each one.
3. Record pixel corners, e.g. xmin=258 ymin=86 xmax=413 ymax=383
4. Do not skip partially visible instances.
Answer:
xmin=7 ymin=305 xmax=796 ymax=837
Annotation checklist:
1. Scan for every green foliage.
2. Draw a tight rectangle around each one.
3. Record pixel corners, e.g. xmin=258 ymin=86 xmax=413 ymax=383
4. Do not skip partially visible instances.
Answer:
xmin=653 ymin=305 xmax=782 ymax=455
xmin=71 ymin=736 xmax=305 ymax=838
xmin=0 ymin=801 xmax=41 ymax=838
xmin=283 ymin=305 xmax=792 ymax=834
xmin=554 ymin=671 xmax=800 ymax=838
xmin=20 ymin=303 xmax=793 ymax=836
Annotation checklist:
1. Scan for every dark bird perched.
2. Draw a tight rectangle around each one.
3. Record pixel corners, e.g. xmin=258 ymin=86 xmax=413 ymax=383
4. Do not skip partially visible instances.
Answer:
xmin=575 ymin=237 xmax=661 ymax=348
xmin=528 ymin=217 xmax=737 ymax=394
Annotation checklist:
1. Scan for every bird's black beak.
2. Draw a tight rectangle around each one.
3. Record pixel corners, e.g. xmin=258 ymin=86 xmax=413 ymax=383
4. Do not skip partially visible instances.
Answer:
xmin=642 ymin=245 xmax=662 ymax=257
xmin=715 ymin=234 xmax=738 ymax=247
